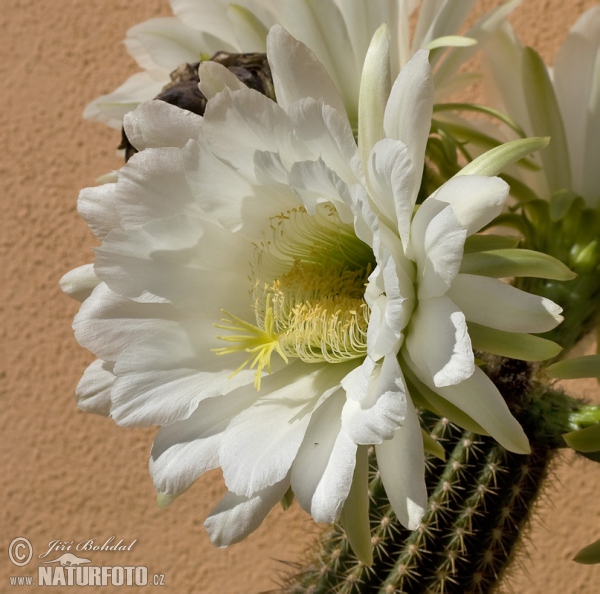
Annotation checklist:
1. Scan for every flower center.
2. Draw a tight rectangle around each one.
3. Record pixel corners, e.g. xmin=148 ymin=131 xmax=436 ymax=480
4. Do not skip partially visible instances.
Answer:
xmin=213 ymin=205 xmax=375 ymax=389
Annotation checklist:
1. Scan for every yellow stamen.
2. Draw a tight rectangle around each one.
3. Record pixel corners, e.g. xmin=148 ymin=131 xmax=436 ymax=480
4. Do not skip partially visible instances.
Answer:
xmin=213 ymin=205 xmax=375 ymax=390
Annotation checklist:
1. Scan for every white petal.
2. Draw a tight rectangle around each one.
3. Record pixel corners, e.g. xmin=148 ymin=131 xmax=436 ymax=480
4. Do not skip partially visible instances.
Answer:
xmin=227 ymin=4 xmax=269 ymax=52
xmin=367 ymin=138 xmax=415 ymax=249
xmin=110 ymin=321 xmax=257 ymax=427
xmin=123 ymin=100 xmax=202 ymax=152
xmin=60 ymin=264 xmax=100 ymax=302
xmin=73 ymin=282 xmax=183 ymax=361
xmin=266 ymin=25 xmax=347 ymax=117
xmin=220 ymin=362 xmax=354 ymax=497
xmin=94 ymin=215 xmax=250 ymax=316
xmin=170 ymin=0 xmax=237 ymax=46
xmin=202 ymin=86 xmax=301 ymax=177
xmin=125 ymin=17 xmax=223 ymax=70
xmin=280 ymin=1 xmax=359 ymax=120
xmin=288 ymin=158 xmax=354 ymax=219
xmin=432 ymin=175 xmax=509 ymax=236
xmin=448 ymin=274 xmax=563 ymax=333
xmin=406 ymin=296 xmax=475 ymax=388
xmin=83 ymin=71 xmax=167 ymax=129
xmin=341 ymin=355 xmax=408 ymax=444
xmin=419 ymin=362 xmax=530 ymax=455
xmin=383 ymin=49 xmax=434 ymax=207
xmin=287 ymin=99 xmax=360 ymax=185
xmin=359 ymin=24 xmax=391 ymax=173
xmin=76 ymin=359 xmax=115 ymax=417
xmin=78 ymin=183 xmax=119 ymax=240
xmin=150 ymin=389 xmax=258 ymax=499
xmin=375 ymin=395 xmax=427 ymax=530
xmin=410 ymin=198 xmax=466 ymax=299
xmin=198 ymin=61 xmax=246 ymax=100
xmin=291 ymin=390 xmax=357 ymax=523
xmin=204 ymin=478 xmax=290 ymax=547
xmin=184 ymin=138 xmax=298 ymax=236
xmin=115 ymin=147 xmax=199 ymax=228
xmin=555 ymin=6 xmax=600 ymax=204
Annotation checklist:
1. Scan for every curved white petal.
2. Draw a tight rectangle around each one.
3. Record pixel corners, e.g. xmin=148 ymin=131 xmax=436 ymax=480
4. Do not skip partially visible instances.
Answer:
xmin=383 ymin=49 xmax=434 ymax=206
xmin=281 ymin=0 xmax=359 ymax=120
xmin=432 ymin=175 xmax=509 ymax=236
xmin=184 ymin=138 xmax=299 ymax=235
xmin=60 ymin=264 xmax=100 ymax=302
xmin=198 ymin=61 xmax=247 ymax=100
xmin=204 ymin=478 xmax=290 ymax=547
xmin=421 ymin=362 xmax=529 ymax=455
xmin=220 ymin=362 xmax=354 ymax=497
xmin=123 ymin=100 xmax=202 ymax=152
xmin=288 ymin=158 xmax=354 ymax=221
xmin=94 ymin=215 xmax=250 ymax=316
xmin=291 ymin=390 xmax=357 ymax=523
xmin=448 ymin=274 xmax=563 ymax=334
xmin=150 ymin=388 xmax=259 ymax=499
xmin=110 ymin=321 xmax=257 ymax=427
xmin=341 ymin=355 xmax=408 ymax=444
xmin=76 ymin=359 xmax=115 ymax=417
xmin=554 ymin=5 xmax=600 ymax=205
xmin=367 ymin=138 xmax=415 ymax=248
xmin=267 ymin=24 xmax=347 ymax=117
xmin=405 ymin=296 xmax=474 ymax=388
xmin=202 ymin=86 xmax=302 ymax=176
xmin=78 ymin=183 xmax=120 ymax=240
xmin=73 ymin=283 xmax=184 ymax=362
xmin=375 ymin=395 xmax=427 ymax=530
xmin=287 ymin=99 xmax=361 ymax=185
xmin=115 ymin=147 xmax=199 ymax=228
xmin=83 ymin=71 xmax=167 ymax=129
xmin=359 ymin=24 xmax=392 ymax=173
xmin=126 ymin=17 xmax=226 ymax=71
xmin=410 ymin=198 xmax=466 ymax=299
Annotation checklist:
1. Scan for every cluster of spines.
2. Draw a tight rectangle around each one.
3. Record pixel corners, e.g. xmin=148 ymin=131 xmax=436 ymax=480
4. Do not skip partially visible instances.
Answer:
xmin=279 ymin=412 xmax=552 ymax=594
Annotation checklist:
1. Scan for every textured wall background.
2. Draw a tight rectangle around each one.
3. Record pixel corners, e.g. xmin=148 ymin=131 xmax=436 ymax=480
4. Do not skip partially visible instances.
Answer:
xmin=1 ymin=1 xmax=598 ymax=592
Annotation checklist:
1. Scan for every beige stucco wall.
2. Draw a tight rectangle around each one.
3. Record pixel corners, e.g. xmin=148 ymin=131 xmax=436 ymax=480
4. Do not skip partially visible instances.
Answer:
xmin=1 ymin=1 xmax=598 ymax=592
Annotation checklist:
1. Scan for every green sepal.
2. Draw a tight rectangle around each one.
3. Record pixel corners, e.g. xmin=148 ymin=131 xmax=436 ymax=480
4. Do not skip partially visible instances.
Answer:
xmin=546 ymin=355 xmax=600 ymax=379
xmin=485 ymin=213 xmax=531 ymax=237
xmin=433 ymin=102 xmax=526 ymax=138
xmin=522 ymin=47 xmax=572 ymax=193
xmin=157 ymin=492 xmax=178 ymax=509
xmin=573 ymin=539 xmax=600 ymax=564
xmin=424 ymin=35 xmax=477 ymax=51
xmin=549 ymin=189 xmax=579 ymax=222
xmin=459 ymin=248 xmax=576 ymax=280
xmin=463 ymin=234 xmax=520 ymax=254
xmin=468 ymin=322 xmax=562 ymax=362
xmin=280 ymin=486 xmax=295 ymax=511
xmin=421 ymin=428 xmax=446 ymax=461
xmin=401 ymin=360 xmax=489 ymax=435
xmin=456 ymin=137 xmax=549 ymax=178
xmin=563 ymin=424 xmax=600 ymax=453
xmin=340 ymin=445 xmax=373 ymax=566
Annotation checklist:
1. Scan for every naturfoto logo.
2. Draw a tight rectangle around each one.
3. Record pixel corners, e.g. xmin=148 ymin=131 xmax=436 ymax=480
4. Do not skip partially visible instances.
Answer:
xmin=8 ymin=536 xmax=165 ymax=588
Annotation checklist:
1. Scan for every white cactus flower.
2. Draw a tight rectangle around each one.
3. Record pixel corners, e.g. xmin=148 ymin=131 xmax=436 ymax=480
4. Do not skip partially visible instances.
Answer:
xmin=65 ymin=25 xmax=562 ymax=559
